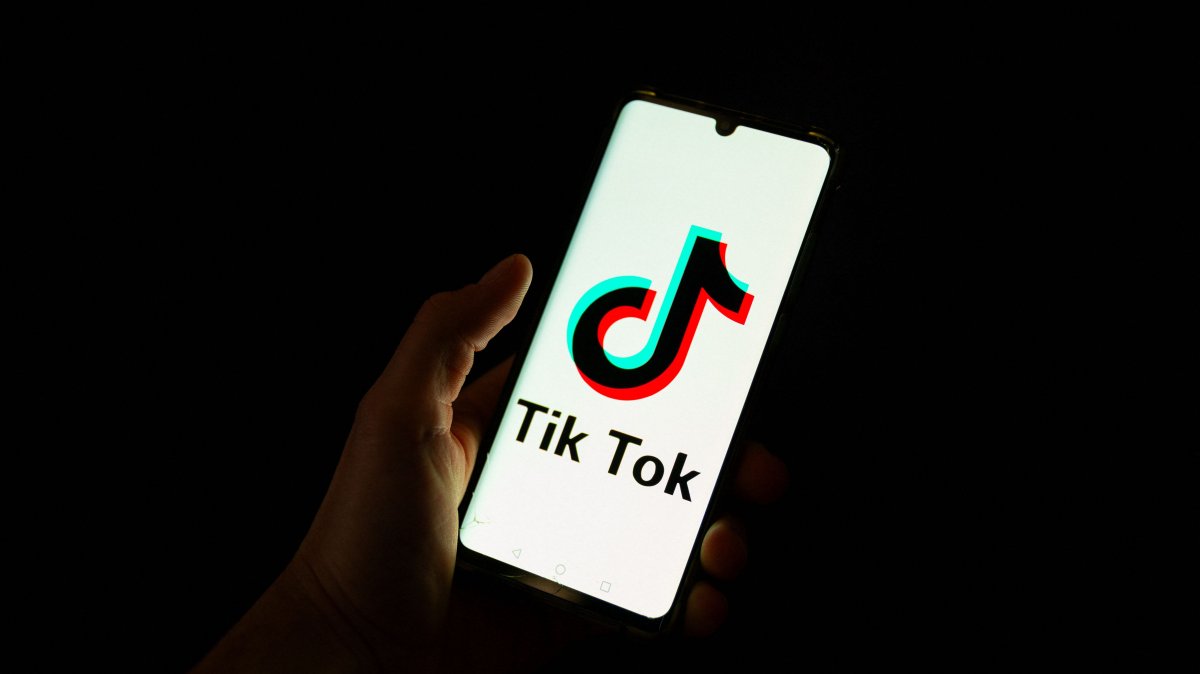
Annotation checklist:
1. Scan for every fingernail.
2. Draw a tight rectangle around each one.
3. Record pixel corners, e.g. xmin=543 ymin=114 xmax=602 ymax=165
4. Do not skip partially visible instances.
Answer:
xmin=479 ymin=255 xmax=514 ymax=285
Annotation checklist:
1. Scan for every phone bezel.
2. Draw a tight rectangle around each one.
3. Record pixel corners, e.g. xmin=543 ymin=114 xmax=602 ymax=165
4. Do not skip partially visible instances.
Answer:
xmin=455 ymin=88 xmax=840 ymax=635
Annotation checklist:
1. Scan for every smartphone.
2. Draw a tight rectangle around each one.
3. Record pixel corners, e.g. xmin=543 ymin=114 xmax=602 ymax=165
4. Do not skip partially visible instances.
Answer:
xmin=457 ymin=89 xmax=837 ymax=634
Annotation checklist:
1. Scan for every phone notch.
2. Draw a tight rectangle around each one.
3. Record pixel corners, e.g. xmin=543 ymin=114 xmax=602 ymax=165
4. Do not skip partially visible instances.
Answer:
xmin=714 ymin=116 xmax=738 ymax=136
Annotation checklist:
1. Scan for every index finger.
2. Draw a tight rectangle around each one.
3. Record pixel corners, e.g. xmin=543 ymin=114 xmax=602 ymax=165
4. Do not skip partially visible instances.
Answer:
xmin=733 ymin=441 xmax=789 ymax=504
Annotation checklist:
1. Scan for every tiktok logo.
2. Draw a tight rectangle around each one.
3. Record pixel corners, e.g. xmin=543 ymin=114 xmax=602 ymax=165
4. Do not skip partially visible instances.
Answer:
xmin=567 ymin=226 xmax=754 ymax=400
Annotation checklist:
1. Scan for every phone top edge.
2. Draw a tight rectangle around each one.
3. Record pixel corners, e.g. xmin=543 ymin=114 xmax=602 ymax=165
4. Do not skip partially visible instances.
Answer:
xmin=624 ymin=87 xmax=840 ymax=159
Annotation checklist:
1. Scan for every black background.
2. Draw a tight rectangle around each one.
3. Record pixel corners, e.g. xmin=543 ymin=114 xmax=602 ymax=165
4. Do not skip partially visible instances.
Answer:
xmin=37 ymin=31 xmax=1099 ymax=671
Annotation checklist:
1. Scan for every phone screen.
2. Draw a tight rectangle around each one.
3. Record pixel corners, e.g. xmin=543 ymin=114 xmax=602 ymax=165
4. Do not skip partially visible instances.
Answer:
xmin=460 ymin=97 xmax=832 ymax=621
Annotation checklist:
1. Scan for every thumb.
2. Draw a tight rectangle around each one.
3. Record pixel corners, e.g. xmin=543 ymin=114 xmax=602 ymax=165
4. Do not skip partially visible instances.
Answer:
xmin=362 ymin=254 xmax=532 ymax=438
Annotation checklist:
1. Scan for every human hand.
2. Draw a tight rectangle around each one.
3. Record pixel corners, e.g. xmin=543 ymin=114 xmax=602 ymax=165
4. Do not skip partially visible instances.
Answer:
xmin=194 ymin=254 xmax=787 ymax=672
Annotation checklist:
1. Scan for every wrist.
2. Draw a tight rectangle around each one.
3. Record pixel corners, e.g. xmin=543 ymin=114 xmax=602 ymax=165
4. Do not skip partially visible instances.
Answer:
xmin=193 ymin=556 xmax=394 ymax=674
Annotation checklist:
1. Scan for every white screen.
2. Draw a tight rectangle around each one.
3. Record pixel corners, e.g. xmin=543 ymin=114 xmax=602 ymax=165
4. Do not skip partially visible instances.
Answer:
xmin=461 ymin=99 xmax=830 ymax=619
